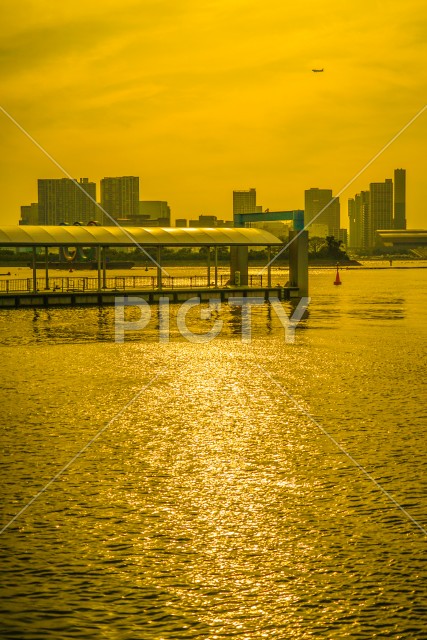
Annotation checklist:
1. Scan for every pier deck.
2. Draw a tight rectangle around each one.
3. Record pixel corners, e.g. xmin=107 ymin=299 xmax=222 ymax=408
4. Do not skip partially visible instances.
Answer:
xmin=0 ymin=285 xmax=300 ymax=308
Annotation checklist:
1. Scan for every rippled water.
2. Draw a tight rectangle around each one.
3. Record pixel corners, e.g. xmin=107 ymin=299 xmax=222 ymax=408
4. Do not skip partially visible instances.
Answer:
xmin=1 ymin=268 xmax=426 ymax=638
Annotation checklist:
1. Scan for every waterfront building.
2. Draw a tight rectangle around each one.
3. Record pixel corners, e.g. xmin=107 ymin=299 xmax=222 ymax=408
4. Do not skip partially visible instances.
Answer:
xmin=304 ymin=188 xmax=340 ymax=238
xmin=394 ymin=168 xmax=406 ymax=229
xmin=100 ymin=176 xmax=139 ymax=224
xmin=139 ymin=201 xmax=171 ymax=226
xmin=175 ymin=219 xmax=187 ymax=227
xmin=20 ymin=203 xmax=39 ymax=225
xmin=37 ymin=178 xmax=97 ymax=225
xmin=233 ymin=188 xmax=263 ymax=215
xmin=369 ymin=179 xmax=393 ymax=247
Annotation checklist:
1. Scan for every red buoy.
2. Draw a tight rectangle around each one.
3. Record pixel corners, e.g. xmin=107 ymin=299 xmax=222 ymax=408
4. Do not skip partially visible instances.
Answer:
xmin=334 ymin=265 xmax=342 ymax=285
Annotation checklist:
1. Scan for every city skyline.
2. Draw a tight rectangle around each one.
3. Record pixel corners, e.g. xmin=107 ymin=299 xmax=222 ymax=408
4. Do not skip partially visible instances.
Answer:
xmin=1 ymin=1 xmax=426 ymax=228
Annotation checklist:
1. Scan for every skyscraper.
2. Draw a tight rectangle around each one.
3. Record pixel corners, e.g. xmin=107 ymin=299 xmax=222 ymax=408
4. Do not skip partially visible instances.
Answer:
xmin=349 ymin=170 xmax=405 ymax=249
xmin=304 ymin=188 xmax=340 ymax=238
xmin=100 ymin=176 xmax=139 ymax=223
xmin=233 ymin=188 xmax=262 ymax=215
xmin=369 ymin=179 xmax=393 ymax=246
xmin=37 ymin=178 xmax=97 ymax=225
xmin=394 ymin=168 xmax=406 ymax=229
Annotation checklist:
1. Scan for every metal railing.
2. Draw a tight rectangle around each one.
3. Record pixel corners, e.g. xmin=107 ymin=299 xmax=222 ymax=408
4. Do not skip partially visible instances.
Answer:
xmin=0 ymin=273 xmax=269 ymax=293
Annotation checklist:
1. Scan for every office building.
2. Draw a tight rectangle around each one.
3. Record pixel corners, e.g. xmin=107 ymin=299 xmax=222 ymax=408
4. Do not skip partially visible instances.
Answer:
xmin=175 ymin=219 xmax=187 ymax=227
xmin=38 ymin=178 xmax=97 ymax=225
xmin=304 ymin=188 xmax=340 ymax=238
xmin=139 ymin=201 xmax=171 ymax=226
xmin=369 ymin=179 xmax=393 ymax=246
xmin=394 ymin=169 xmax=406 ymax=229
xmin=349 ymin=171 xmax=403 ymax=249
xmin=189 ymin=215 xmax=217 ymax=227
xmin=100 ymin=176 xmax=139 ymax=223
xmin=233 ymin=188 xmax=263 ymax=215
xmin=20 ymin=203 xmax=39 ymax=225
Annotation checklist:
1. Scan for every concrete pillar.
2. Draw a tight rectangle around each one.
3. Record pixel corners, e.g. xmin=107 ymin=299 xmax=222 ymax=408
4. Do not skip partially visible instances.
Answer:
xmin=44 ymin=246 xmax=50 ymax=289
xmin=32 ymin=246 xmax=37 ymax=293
xmin=207 ymin=246 xmax=211 ymax=287
xmin=267 ymin=246 xmax=272 ymax=287
xmin=214 ymin=246 xmax=218 ymax=288
xmin=288 ymin=230 xmax=309 ymax=296
xmin=157 ymin=246 xmax=162 ymax=290
xmin=230 ymin=246 xmax=248 ymax=286
xmin=102 ymin=247 xmax=107 ymax=288
xmin=97 ymin=246 xmax=102 ymax=291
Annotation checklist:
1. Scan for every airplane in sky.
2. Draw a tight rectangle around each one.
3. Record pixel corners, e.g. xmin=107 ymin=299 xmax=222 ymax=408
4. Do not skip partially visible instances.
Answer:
xmin=312 ymin=68 xmax=324 ymax=72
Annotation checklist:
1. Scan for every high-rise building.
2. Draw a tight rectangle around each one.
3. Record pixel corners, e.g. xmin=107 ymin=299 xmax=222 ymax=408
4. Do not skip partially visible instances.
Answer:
xmin=304 ymin=188 xmax=340 ymax=238
xmin=369 ymin=179 xmax=393 ymax=246
xmin=394 ymin=168 xmax=406 ymax=229
xmin=20 ymin=203 xmax=39 ymax=225
xmin=349 ymin=173 xmax=399 ymax=249
xmin=38 ymin=178 xmax=97 ymax=225
xmin=100 ymin=176 xmax=139 ymax=224
xmin=233 ymin=188 xmax=262 ymax=215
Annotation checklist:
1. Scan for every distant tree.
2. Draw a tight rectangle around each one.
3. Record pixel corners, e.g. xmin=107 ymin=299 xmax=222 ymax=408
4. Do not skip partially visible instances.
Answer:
xmin=319 ymin=236 xmax=349 ymax=261
xmin=308 ymin=236 xmax=327 ymax=257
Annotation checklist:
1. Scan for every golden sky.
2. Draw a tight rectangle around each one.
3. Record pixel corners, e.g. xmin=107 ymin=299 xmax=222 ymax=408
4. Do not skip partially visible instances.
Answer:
xmin=1 ymin=0 xmax=426 ymax=226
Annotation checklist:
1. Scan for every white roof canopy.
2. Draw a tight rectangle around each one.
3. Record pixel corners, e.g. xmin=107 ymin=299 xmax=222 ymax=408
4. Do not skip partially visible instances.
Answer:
xmin=0 ymin=226 xmax=283 ymax=247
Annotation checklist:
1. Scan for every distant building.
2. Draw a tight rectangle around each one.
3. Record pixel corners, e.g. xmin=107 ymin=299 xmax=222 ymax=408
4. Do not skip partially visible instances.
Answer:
xmin=309 ymin=223 xmax=329 ymax=238
xmin=369 ymin=179 xmax=393 ymax=246
xmin=175 ymin=219 xmax=187 ymax=227
xmin=304 ymin=188 xmax=340 ymax=238
xmin=233 ymin=188 xmax=262 ymax=215
xmin=189 ymin=215 xmax=217 ymax=227
xmin=139 ymin=201 xmax=171 ymax=226
xmin=20 ymin=203 xmax=39 ymax=225
xmin=338 ymin=228 xmax=348 ymax=246
xmin=394 ymin=168 xmax=406 ymax=229
xmin=37 ymin=178 xmax=98 ymax=225
xmin=348 ymin=171 xmax=404 ymax=249
xmin=100 ymin=176 xmax=139 ymax=224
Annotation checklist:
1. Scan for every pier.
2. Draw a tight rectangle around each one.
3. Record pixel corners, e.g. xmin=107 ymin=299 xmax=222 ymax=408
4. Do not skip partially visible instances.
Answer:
xmin=0 ymin=225 xmax=308 ymax=308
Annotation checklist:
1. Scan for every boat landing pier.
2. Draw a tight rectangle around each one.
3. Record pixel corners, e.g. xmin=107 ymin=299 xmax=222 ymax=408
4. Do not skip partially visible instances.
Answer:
xmin=0 ymin=225 xmax=308 ymax=308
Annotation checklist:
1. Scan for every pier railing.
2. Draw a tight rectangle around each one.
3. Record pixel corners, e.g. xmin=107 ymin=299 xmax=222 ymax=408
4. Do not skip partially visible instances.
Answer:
xmin=0 ymin=274 xmax=269 ymax=294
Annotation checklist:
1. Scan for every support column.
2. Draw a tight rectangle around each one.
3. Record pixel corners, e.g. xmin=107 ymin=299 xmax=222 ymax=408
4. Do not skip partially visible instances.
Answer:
xmin=267 ymin=246 xmax=272 ymax=288
xmin=32 ymin=246 xmax=37 ymax=293
xmin=157 ymin=246 xmax=162 ymax=290
xmin=97 ymin=246 xmax=102 ymax=291
xmin=102 ymin=246 xmax=107 ymax=288
xmin=207 ymin=246 xmax=211 ymax=287
xmin=230 ymin=246 xmax=248 ymax=286
xmin=214 ymin=246 xmax=218 ymax=288
xmin=288 ymin=230 xmax=309 ymax=296
xmin=44 ymin=246 xmax=50 ymax=290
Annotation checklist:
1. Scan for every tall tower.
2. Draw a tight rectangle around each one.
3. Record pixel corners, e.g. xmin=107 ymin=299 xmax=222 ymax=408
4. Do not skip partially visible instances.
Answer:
xmin=37 ymin=178 xmax=97 ymax=225
xmin=394 ymin=169 xmax=406 ymax=229
xmin=233 ymin=188 xmax=261 ymax=215
xmin=369 ymin=179 xmax=393 ymax=246
xmin=304 ymin=188 xmax=340 ymax=238
xmin=100 ymin=176 xmax=139 ymax=223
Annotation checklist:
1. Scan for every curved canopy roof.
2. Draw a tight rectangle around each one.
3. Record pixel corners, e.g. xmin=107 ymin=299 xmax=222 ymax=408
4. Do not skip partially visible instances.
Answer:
xmin=377 ymin=229 xmax=427 ymax=245
xmin=0 ymin=226 xmax=283 ymax=247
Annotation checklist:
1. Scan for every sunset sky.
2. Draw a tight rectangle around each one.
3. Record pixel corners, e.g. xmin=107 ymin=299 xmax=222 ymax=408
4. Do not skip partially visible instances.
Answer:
xmin=1 ymin=0 xmax=426 ymax=226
